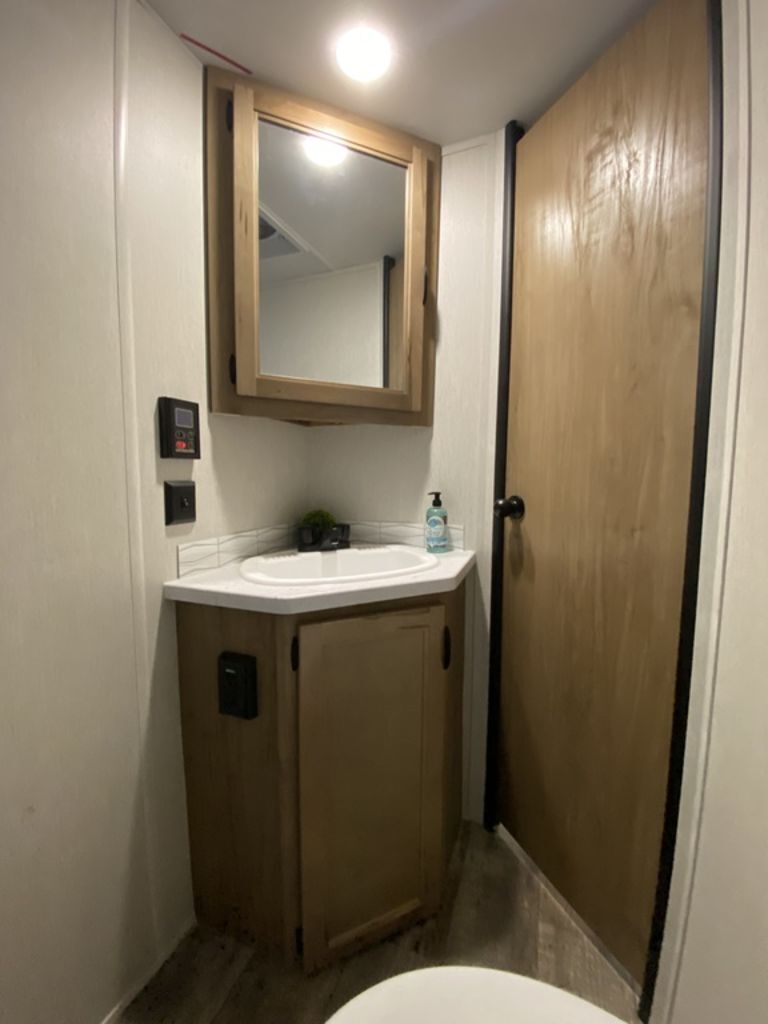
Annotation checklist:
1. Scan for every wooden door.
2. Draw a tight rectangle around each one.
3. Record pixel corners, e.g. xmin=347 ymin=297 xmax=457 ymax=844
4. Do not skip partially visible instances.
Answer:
xmin=498 ymin=0 xmax=709 ymax=981
xmin=298 ymin=606 xmax=445 ymax=971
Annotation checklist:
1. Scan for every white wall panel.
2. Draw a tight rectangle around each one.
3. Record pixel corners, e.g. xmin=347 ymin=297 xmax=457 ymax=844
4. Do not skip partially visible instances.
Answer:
xmin=261 ymin=262 xmax=383 ymax=386
xmin=0 ymin=3 xmax=154 ymax=1021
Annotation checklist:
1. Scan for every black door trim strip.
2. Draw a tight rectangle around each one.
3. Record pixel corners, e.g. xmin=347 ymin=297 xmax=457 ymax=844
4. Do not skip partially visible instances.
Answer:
xmin=483 ymin=119 xmax=524 ymax=830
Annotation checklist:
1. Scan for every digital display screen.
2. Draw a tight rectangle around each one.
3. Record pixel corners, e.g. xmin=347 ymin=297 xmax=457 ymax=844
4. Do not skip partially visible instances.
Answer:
xmin=175 ymin=407 xmax=194 ymax=429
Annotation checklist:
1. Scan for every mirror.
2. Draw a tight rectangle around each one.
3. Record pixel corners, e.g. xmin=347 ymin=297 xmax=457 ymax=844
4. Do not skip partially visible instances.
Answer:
xmin=257 ymin=120 xmax=407 ymax=390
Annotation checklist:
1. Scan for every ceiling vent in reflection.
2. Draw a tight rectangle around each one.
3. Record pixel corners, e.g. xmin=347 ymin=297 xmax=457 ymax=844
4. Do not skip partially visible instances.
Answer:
xmin=259 ymin=216 xmax=276 ymax=240
xmin=259 ymin=210 xmax=305 ymax=260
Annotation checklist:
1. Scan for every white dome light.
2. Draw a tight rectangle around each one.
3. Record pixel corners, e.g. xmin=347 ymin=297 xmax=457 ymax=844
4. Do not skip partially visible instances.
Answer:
xmin=302 ymin=136 xmax=348 ymax=168
xmin=335 ymin=26 xmax=392 ymax=83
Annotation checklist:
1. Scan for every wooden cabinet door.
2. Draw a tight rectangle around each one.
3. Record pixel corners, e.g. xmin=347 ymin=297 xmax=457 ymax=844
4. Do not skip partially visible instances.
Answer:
xmin=298 ymin=606 xmax=445 ymax=971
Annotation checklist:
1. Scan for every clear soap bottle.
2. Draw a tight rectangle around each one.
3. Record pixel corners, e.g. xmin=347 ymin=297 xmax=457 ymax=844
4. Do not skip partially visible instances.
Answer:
xmin=425 ymin=491 xmax=448 ymax=553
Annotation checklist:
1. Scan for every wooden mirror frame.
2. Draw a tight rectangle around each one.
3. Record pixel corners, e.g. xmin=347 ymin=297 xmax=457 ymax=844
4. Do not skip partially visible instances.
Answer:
xmin=205 ymin=68 xmax=441 ymax=426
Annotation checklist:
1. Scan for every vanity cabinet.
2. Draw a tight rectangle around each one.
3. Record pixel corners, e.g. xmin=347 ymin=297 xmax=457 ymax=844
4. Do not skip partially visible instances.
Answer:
xmin=174 ymin=587 xmax=464 ymax=970
xmin=205 ymin=68 xmax=441 ymax=426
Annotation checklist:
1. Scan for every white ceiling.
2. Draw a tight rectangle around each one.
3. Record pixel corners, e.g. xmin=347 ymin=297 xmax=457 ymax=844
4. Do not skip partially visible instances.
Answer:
xmin=259 ymin=119 xmax=406 ymax=285
xmin=148 ymin=0 xmax=653 ymax=144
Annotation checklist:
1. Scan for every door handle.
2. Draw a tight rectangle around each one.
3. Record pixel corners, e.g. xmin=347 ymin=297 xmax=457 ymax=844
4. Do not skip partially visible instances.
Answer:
xmin=494 ymin=495 xmax=526 ymax=520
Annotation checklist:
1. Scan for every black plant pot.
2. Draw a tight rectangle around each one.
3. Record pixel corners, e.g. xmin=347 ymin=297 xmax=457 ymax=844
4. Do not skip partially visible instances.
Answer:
xmin=297 ymin=523 xmax=351 ymax=552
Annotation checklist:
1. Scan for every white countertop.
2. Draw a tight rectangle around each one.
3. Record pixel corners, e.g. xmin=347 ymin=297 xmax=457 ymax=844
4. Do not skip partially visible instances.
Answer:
xmin=163 ymin=546 xmax=475 ymax=615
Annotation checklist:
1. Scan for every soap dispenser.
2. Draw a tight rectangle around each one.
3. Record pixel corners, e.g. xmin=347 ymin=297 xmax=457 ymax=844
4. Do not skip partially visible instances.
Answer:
xmin=425 ymin=491 xmax=449 ymax=553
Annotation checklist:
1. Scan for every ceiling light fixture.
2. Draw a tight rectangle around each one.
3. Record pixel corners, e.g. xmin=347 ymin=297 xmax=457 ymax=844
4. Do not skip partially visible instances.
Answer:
xmin=302 ymin=136 xmax=348 ymax=168
xmin=335 ymin=26 xmax=392 ymax=83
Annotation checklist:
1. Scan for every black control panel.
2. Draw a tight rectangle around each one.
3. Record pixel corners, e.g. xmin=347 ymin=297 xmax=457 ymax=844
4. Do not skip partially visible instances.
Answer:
xmin=158 ymin=397 xmax=200 ymax=459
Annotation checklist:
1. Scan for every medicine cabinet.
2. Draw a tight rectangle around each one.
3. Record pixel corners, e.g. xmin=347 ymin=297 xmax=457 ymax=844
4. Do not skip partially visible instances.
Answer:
xmin=205 ymin=69 xmax=442 ymax=425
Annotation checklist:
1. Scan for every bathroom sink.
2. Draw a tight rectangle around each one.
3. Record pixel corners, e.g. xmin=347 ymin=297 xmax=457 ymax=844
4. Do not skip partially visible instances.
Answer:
xmin=239 ymin=545 xmax=439 ymax=586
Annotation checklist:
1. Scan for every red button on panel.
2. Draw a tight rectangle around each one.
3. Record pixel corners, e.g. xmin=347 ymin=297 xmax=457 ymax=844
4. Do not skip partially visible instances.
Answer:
xmin=176 ymin=440 xmax=187 ymax=449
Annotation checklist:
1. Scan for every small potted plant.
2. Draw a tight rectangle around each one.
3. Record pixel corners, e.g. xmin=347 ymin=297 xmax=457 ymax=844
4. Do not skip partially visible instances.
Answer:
xmin=297 ymin=510 xmax=351 ymax=552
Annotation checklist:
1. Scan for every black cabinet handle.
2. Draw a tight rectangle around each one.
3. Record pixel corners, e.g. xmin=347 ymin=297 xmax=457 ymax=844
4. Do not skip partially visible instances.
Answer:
xmin=442 ymin=627 xmax=452 ymax=670
xmin=494 ymin=495 xmax=526 ymax=520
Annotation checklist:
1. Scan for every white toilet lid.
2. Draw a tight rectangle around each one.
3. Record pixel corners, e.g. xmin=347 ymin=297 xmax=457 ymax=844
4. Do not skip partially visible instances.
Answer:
xmin=325 ymin=966 xmax=625 ymax=1023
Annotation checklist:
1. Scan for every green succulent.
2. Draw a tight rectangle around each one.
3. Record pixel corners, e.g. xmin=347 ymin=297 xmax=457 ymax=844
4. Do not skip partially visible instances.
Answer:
xmin=300 ymin=509 xmax=338 ymax=530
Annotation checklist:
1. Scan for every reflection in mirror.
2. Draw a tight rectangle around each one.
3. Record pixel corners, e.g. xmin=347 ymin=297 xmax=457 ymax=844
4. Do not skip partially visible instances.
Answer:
xmin=258 ymin=120 xmax=407 ymax=390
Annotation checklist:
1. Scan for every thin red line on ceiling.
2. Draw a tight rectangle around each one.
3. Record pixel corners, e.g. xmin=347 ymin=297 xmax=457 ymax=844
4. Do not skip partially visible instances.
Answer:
xmin=179 ymin=33 xmax=253 ymax=75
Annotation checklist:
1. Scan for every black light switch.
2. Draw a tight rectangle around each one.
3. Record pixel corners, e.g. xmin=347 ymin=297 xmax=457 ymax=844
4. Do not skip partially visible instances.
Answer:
xmin=218 ymin=652 xmax=258 ymax=720
xmin=164 ymin=480 xmax=196 ymax=525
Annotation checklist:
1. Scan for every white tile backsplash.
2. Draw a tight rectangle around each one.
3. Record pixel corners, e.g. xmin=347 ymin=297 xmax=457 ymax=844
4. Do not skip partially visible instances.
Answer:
xmin=379 ymin=521 xmax=465 ymax=550
xmin=379 ymin=521 xmax=424 ymax=546
xmin=175 ymin=520 xmax=465 ymax=577
xmin=349 ymin=521 xmax=381 ymax=544
xmin=218 ymin=530 xmax=260 ymax=566
xmin=257 ymin=524 xmax=294 ymax=553
xmin=447 ymin=525 xmax=465 ymax=550
xmin=177 ymin=539 xmax=219 ymax=577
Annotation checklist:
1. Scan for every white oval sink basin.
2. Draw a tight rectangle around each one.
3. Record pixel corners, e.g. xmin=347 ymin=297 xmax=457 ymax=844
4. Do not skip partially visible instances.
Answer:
xmin=239 ymin=544 xmax=439 ymax=586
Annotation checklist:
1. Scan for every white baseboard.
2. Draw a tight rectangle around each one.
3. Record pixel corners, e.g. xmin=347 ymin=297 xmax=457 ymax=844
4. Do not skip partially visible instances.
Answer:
xmin=98 ymin=914 xmax=197 ymax=1024
xmin=496 ymin=824 xmax=640 ymax=995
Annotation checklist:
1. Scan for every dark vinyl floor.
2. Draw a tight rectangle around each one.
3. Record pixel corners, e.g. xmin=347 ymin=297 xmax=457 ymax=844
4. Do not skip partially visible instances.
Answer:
xmin=120 ymin=824 xmax=639 ymax=1024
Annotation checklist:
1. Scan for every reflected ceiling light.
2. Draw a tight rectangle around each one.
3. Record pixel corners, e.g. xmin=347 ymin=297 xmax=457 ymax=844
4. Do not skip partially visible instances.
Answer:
xmin=335 ymin=26 xmax=392 ymax=82
xmin=302 ymin=136 xmax=348 ymax=168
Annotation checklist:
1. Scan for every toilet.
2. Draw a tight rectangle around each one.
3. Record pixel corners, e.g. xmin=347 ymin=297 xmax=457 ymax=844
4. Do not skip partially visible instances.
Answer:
xmin=326 ymin=966 xmax=624 ymax=1023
